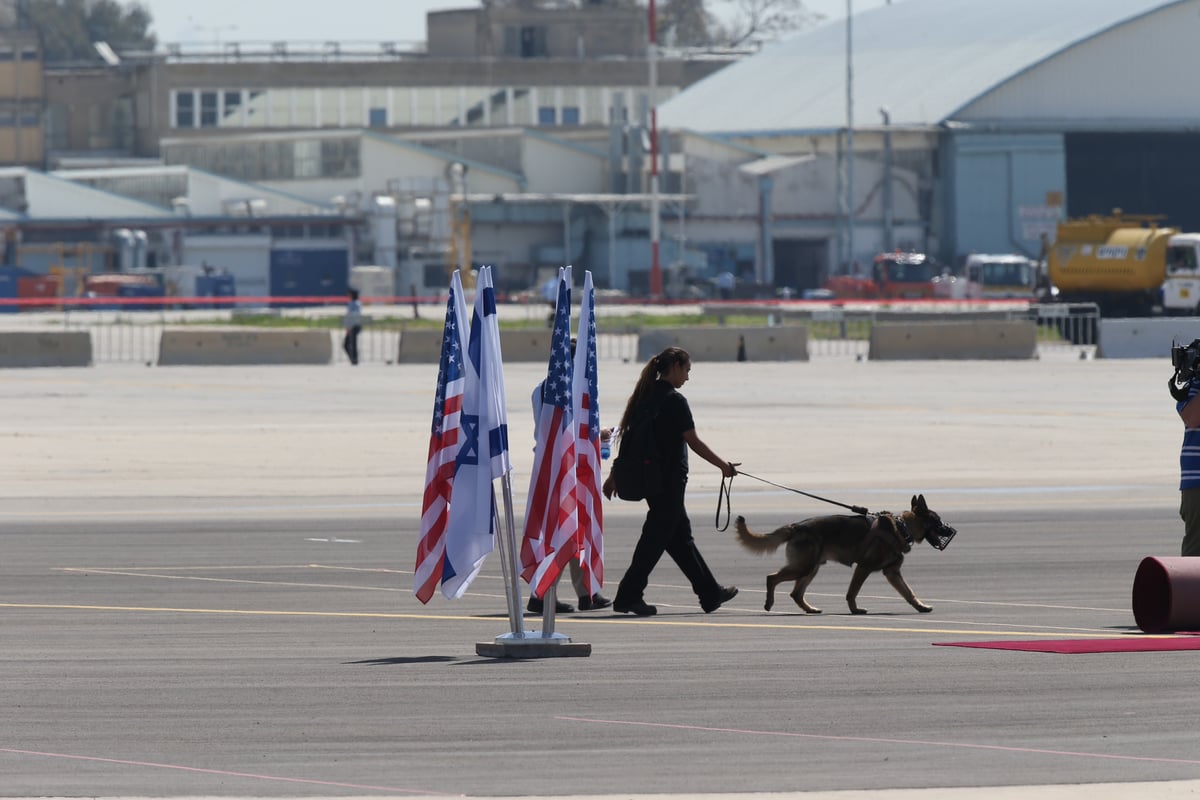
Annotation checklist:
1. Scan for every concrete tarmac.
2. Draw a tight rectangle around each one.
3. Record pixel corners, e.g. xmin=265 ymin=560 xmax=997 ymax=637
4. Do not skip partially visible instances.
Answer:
xmin=2 ymin=356 xmax=1198 ymax=799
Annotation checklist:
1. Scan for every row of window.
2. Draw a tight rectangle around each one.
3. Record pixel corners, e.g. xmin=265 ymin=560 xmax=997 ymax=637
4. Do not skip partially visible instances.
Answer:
xmin=170 ymin=85 xmax=677 ymax=130
xmin=164 ymin=138 xmax=361 ymax=183
xmin=0 ymin=48 xmax=39 ymax=61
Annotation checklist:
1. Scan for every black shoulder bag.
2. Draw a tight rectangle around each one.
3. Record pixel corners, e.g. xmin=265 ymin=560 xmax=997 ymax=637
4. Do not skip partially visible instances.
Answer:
xmin=611 ymin=397 xmax=664 ymax=502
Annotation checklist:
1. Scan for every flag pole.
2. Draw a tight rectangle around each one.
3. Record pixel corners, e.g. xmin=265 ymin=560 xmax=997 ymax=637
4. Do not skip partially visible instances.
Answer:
xmin=477 ymin=266 xmax=588 ymax=659
xmin=495 ymin=475 xmax=525 ymax=636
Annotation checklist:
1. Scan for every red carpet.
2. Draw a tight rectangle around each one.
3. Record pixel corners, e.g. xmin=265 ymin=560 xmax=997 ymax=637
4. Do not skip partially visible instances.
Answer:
xmin=933 ymin=636 xmax=1200 ymax=654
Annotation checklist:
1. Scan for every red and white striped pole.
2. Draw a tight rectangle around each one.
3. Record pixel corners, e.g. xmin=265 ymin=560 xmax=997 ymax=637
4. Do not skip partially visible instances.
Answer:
xmin=648 ymin=0 xmax=663 ymax=299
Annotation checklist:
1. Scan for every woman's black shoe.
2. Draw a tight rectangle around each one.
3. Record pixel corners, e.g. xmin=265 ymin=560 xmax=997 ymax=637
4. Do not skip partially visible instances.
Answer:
xmin=702 ymin=585 xmax=738 ymax=613
xmin=578 ymin=593 xmax=612 ymax=611
xmin=526 ymin=596 xmax=575 ymax=614
xmin=613 ymin=599 xmax=657 ymax=616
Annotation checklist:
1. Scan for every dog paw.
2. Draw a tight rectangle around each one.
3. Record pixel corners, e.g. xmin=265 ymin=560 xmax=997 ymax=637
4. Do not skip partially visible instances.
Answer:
xmin=850 ymin=608 xmax=868 ymax=615
xmin=803 ymin=606 xmax=822 ymax=614
xmin=916 ymin=604 xmax=933 ymax=613
xmin=763 ymin=602 xmax=773 ymax=612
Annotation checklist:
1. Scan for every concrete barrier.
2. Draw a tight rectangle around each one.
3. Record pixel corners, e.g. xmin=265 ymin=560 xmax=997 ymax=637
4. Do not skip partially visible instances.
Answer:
xmin=500 ymin=330 xmax=555 ymax=362
xmin=158 ymin=329 xmax=332 ymax=366
xmin=636 ymin=327 xmax=808 ymax=362
xmin=396 ymin=328 xmax=558 ymax=363
xmin=395 ymin=329 xmax=442 ymax=364
xmin=0 ymin=331 xmax=92 ymax=368
xmin=1098 ymin=318 xmax=1200 ymax=359
xmin=868 ymin=320 xmax=1037 ymax=360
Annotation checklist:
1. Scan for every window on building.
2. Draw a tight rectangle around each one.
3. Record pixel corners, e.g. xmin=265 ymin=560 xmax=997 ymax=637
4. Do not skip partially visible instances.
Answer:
xmin=562 ymin=107 xmax=580 ymax=125
xmin=460 ymin=88 xmax=491 ymax=126
xmin=368 ymin=107 xmax=387 ymax=127
xmin=199 ymin=91 xmax=219 ymax=127
xmin=538 ymin=106 xmax=556 ymax=126
xmin=519 ymin=26 xmax=548 ymax=58
xmin=320 ymin=138 xmax=360 ymax=178
xmin=175 ymin=91 xmax=195 ymax=128
xmin=263 ymin=141 xmax=288 ymax=180
xmin=223 ymin=90 xmax=242 ymax=125
xmin=245 ymin=90 xmax=263 ymax=123
xmin=293 ymin=139 xmax=320 ymax=178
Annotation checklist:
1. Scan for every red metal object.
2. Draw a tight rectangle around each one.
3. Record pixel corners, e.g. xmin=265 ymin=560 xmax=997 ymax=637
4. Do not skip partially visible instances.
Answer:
xmin=17 ymin=275 xmax=59 ymax=299
xmin=824 ymin=252 xmax=937 ymax=300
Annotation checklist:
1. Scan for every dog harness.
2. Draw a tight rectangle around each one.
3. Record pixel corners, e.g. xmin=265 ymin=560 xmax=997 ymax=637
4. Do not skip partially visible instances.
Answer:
xmin=869 ymin=512 xmax=913 ymax=553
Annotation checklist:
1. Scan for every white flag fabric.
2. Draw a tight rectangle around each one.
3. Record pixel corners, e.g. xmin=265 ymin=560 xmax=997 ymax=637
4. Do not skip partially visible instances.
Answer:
xmin=573 ymin=270 xmax=604 ymax=596
xmin=442 ymin=266 xmax=511 ymax=599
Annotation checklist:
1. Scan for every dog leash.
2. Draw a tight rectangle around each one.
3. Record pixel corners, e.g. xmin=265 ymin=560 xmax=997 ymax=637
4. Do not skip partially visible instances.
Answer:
xmin=725 ymin=471 xmax=871 ymax=519
xmin=715 ymin=473 xmax=734 ymax=531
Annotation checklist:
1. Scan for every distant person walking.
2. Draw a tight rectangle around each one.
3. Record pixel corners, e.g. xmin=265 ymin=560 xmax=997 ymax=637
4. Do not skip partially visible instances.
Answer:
xmin=602 ymin=346 xmax=739 ymax=616
xmin=343 ymin=289 xmax=363 ymax=365
xmin=716 ymin=271 xmax=735 ymax=300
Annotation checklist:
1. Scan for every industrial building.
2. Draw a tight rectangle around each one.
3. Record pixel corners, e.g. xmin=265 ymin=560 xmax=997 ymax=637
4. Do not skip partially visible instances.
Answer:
xmin=659 ymin=0 xmax=1200 ymax=288
xmin=4 ymin=0 xmax=1200 ymax=300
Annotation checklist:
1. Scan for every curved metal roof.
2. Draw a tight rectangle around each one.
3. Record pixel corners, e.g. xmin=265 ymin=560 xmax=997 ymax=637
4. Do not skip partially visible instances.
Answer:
xmin=658 ymin=0 xmax=1184 ymax=135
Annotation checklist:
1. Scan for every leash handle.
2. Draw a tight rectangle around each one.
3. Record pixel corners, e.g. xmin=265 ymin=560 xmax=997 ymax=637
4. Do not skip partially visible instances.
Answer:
xmin=715 ymin=473 xmax=733 ymax=531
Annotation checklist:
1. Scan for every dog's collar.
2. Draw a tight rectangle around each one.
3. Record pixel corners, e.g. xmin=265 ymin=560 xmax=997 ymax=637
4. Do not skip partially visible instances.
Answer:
xmin=894 ymin=517 xmax=913 ymax=546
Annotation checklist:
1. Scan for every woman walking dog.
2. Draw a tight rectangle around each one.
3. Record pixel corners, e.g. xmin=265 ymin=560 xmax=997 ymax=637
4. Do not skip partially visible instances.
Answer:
xmin=602 ymin=346 xmax=739 ymax=616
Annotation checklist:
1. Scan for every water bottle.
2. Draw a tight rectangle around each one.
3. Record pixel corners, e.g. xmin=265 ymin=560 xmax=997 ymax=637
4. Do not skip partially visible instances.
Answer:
xmin=601 ymin=428 xmax=618 ymax=460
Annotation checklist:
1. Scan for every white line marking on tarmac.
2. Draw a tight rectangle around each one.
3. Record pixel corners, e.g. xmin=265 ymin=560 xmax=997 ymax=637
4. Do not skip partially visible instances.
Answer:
xmin=0 ymin=602 xmax=1147 ymax=638
xmin=0 ymin=746 xmax=456 ymax=795
xmin=50 ymin=566 xmax=1128 ymax=634
xmin=554 ymin=716 xmax=1200 ymax=767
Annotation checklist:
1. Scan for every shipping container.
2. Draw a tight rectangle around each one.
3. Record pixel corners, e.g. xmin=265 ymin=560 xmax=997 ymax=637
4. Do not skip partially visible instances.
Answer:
xmin=0 ymin=265 xmax=30 ymax=313
xmin=17 ymin=275 xmax=61 ymax=311
xmin=269 ymin=248 xmax=349 ymax=307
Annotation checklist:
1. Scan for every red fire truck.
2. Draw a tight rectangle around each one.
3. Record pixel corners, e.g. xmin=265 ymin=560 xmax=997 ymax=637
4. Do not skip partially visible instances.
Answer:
xmin=824 ymin=252 xmax=938 ymax=299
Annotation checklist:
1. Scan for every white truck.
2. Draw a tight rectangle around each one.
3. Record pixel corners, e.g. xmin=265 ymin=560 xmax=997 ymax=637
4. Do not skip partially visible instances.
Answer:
xmin=932 ymin=253 xmax=1040 ymax=300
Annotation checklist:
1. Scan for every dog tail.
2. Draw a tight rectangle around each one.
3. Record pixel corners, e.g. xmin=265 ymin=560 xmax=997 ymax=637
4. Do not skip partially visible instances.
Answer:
xmin=734 ymin=515 xmax=794 ymax=553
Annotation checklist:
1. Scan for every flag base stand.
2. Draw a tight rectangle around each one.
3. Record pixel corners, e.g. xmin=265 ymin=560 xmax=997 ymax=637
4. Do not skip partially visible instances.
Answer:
xmin=475 ymin=631 xmax=591 ymax=659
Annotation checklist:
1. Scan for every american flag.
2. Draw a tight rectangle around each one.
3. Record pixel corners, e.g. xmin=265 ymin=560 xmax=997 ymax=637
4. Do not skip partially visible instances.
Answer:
xmin=414 ymin=271 xmax=469 ymax=604
xmin=520 ymin=268 xmax=580 ymax=597
xmin=573 ymin=271 xmax=603 ymax=595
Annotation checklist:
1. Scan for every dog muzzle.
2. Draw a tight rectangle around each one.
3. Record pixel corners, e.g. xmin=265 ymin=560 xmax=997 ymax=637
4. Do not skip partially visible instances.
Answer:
xmin=926 ymin=525 xmax=957 ymax=551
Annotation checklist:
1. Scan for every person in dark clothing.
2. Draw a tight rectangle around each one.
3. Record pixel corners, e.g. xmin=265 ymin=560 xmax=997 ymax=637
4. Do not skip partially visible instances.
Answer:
xmin=343 ymin=289 xmax=363 ymax=365
xmin=602 ymin=346 xmax=739 ymax=616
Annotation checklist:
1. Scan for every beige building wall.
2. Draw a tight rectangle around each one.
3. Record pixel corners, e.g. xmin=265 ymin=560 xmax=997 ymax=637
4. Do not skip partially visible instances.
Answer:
xmin=427 ymin=4 xmax=647 ymax=60
xmin=0 ymin=29 xmax=43 ymax=166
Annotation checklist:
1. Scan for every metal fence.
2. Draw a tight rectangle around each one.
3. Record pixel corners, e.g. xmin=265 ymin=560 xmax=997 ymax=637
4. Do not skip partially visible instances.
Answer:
xmin=5 ymin=303 xmax=1101 ymax=365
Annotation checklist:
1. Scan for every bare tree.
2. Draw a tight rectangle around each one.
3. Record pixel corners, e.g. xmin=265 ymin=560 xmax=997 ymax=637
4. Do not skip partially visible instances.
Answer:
xmin=710 ymin=0 xmax=824 ymax=47
xmin=658 ymin=0 xmax=712 ymax=46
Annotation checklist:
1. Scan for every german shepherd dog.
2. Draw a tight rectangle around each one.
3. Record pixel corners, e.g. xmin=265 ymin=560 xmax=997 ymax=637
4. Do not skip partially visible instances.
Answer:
xmin=734 ymin=495 xmax=956 ymax=614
